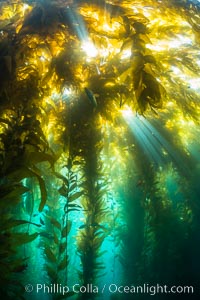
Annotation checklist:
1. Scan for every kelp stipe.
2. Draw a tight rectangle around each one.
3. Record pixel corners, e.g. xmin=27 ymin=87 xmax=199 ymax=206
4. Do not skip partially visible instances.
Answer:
xmin=76 ymin=116 xmax=107 ymax=300
xmin=43 ymin=164 xmax=82 ymax=299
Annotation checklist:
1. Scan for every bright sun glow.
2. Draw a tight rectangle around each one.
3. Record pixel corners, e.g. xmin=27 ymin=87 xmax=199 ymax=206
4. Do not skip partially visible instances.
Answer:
xmin=121 ymin=49 xmax=132 ymax=60
xmin=121 ymin=107 xmax=133 ymax=118
xmin=63 ymin=87 xmax=72 ymax=96
xmin=147 ymin=35 xmax=192 ymax=51
xmin=22 ymin=3 xmax=30 ymax=15
xmin=188 ymin=78 xmax=200 ymax=90
xmin=81 ymin=41 xmax=98 ymax=58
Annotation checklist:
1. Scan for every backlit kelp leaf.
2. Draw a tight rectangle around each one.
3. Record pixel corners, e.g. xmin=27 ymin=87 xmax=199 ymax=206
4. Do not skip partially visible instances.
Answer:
xmin=59 ymin=241 xmax=67 ymax=255
xmin=30 ymin=165 xmax=47 ymax=209
xmin=46 ymin=264 xmax=57 ymax=281
xmin=132 ymin=69 xmax=143 ymax=91
xmin=79 ymin=224 xmax=86 ymax=229
xmin=68 ymin=191 xmax=83 ymax=202
xmin=0 ymin=19 xmax=13 ymax=30
xmin=68 ymin=178 xmax=77 ymax=186
xmin=97 ymin=250 xmax=107 ymax=257
xmin=117 ymin=67 xmax=132 ymax=85
xmin=54 ymin=172 xmax=69 ymax=186
xmin=69 ymin=182 xmax=77 ymax=193
xmin=0 ymin=219 xmax=41 ymax=231
xmin=94 ymin=235 xmax=105 ymax=248
xmin=131 ymin=52 xmax=144 ymax=75
xmin=39 ymin=217 xmax=45 ymax=225
xmin=69 ymin=173 xmax=77 ymax=182
xmin=94 ymin=262 xmax=105 ymax=269
xmin=39 ymin=232 xmax=53 ymax=240
xmin=50 ymin=217 xmax=61 ymax=230
xmin=0 ymin=185 xmax=29 ymax=208
xmin=58 ymin=257 xmax=68 ymax=271
xmin=45 ymin=246 xmax=57 ymax=264
xmin=137 ymin=88 xmax=149 ymax=113
xmin=96 ymin=189 xmax=107 ymax=200
xmin=24 ymin=152 xmax=55 ymax=168
xmin=68 ymin=203 xmax=82 ymax=209
xmin=66 ymin=208 xmax=81 ymax=213
xmin=58 ymin=184 xmax=68 ymax=197
xmin=133 ymin=21 xmax=148 ymax=34
xmin=144 ymin=55 xmax=157 ymax=65
xmin=143 ymin=72 xmax=161 ymax=98
xmin=12 ymin=263 xmax=28 ymax=273
xmin=0 ymin=117 xmax=12 ymax=126
xmin=12 ymin=232 xmax=39 ymax=246
xmin=37 ymin=174 xmax=47 ymax=212
xmin=53 ymin=231 xmax=59 ymax=245
xmin=73 ymin=160 xmax=81 ymax=165
xmin=6 ymin=167 xmax=34 ymax=182
xmin=65 ymin=203 xmax=82 ymax=213
xmin=94 ymin=229 xmax=105 ymax=238
xmin=0 ymin=184 xmax=29 ymax=201
xmin=25 ymin=132 xmax=49 ymax=152
xmin=5 ymin=166 xmax=47 ymax=212
xmin=61 ymin=221 xmax=72 ymax=238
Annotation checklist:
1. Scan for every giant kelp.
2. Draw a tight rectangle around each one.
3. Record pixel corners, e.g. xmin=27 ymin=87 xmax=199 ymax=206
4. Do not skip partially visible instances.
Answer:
xmin=76 ymin=116 xmax=108 ymax=299
xmin=1 ymin=0 xmax=200 ymax=299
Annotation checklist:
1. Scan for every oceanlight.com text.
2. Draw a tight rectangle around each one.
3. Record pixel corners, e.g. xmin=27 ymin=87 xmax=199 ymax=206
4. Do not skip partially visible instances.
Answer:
xmin=108 ymin=283 xmax=194 ymax=295
xmin=25 ymin=283 xmax=194 ymax=296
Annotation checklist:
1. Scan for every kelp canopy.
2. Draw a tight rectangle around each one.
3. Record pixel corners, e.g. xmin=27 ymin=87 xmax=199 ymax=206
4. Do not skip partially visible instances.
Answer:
xmin=0 ymin=0 xmax=200 ymax=299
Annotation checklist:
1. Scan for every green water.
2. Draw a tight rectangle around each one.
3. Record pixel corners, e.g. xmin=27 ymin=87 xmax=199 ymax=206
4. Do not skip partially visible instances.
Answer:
xmin=0 ymin=0 xmax=200 ymax=299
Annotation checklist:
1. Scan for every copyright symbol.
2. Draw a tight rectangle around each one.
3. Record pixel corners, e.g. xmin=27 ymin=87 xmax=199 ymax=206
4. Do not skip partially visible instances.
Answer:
xmin=25 ymin=284 xmax=33 ymax=293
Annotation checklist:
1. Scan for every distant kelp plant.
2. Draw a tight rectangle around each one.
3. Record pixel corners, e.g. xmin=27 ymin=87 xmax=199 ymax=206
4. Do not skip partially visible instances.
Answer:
xmin=1 ymin=0 xmax=200 ymax=300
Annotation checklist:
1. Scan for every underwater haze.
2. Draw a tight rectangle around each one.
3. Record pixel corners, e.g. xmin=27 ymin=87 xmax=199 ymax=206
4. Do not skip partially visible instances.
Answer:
xmin=0 ymin=0 xmax=200 ymax=299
